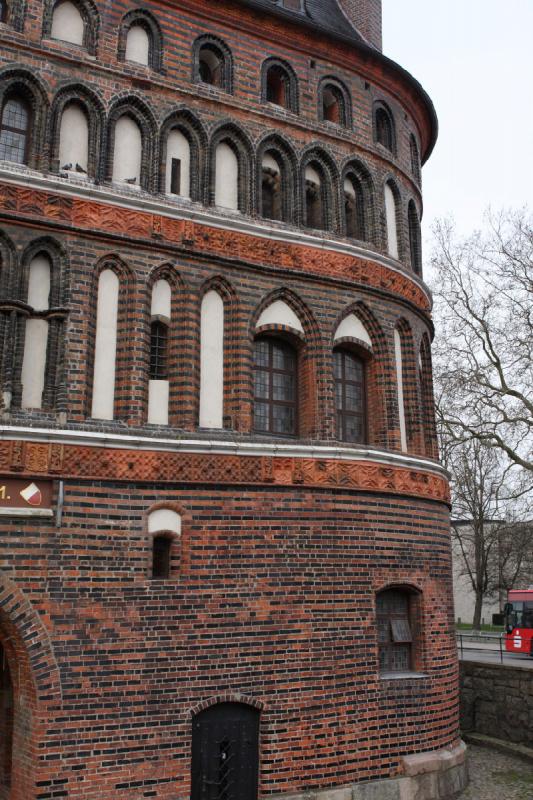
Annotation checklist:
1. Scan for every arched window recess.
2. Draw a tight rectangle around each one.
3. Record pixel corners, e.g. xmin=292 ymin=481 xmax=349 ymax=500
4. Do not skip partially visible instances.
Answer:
xmin=261 ymin=58 xmax=299 ymax=113
xmin=44 ymin=0 xmax=99 ymax=54
xmin=374 ymin=100 xmax=396 ymax=154
xmin=148 ymin=507 xmax=181 ymax=579
xmin=319 ymin=78 xmax=351 ymax=128
xmin=193 ymin=35 xmax=233 ymax=93
xmin=118 ymin=9 xmax=163 ymax=71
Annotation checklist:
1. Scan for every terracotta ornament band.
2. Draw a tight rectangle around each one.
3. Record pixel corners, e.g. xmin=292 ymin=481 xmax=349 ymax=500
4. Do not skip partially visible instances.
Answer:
xmin=0 ymin=440 xmax=450 ymax=504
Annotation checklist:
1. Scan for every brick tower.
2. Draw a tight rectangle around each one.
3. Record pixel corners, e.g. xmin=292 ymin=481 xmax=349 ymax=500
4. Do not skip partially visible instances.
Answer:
xmin=0 ymin=1 xmax=466 ymax=798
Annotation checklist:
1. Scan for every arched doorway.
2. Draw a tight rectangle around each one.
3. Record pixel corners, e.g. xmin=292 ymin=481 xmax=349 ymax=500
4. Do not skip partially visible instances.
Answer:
xmin=191 ymin=702 xmax=260 ymax=800
xmin=0 ymin=642 xmax=13 ymax=795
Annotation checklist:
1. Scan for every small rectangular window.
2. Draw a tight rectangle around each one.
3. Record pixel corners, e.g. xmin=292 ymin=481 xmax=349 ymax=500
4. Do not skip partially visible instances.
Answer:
xmin=170 ymin=158 xmax=181 ymax=196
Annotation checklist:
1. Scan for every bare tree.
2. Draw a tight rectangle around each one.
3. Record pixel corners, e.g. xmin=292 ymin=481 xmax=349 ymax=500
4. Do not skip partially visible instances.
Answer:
xmin=431 ymin=209 xmax=533 ymax=472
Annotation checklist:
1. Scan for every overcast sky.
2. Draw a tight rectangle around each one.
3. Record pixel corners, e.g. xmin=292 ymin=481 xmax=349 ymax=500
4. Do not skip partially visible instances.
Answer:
xmin=382 ymin=0 xmax=533 ymax=245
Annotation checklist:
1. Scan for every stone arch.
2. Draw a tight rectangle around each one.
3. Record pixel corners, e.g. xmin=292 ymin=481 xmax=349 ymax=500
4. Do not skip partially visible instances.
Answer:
xmin=48 ymin=82 xmax=104 ymax=179
xmin=189 ymin=693 xmax=264 ymax=718
xmin=158 ymin=108 xmax=207 ymax=200
xmin=0 ymin=64 xmax=49 ymax=170
xmin=209 ymin=121 xmax=254 ymax=214
xmin=192 ymin=34 xmax=233 ymax=93
xmin=104 ymin=94 xmax=158 ymax=190
xmin=43 ymin=0 xmax=100 ymax=54
xmin=340 ymin=157 xmax=377 ymax=244
xmin=256 ymin=132 xmax=298 ymax=224
xmin=318 ymin=75 xmax=352 ymax=128
xmin=300 ymin=144 xmax=340 ymax=233
xmin=261 ymin=56 xmax=299 ymax=113
xmin=118 ymin=8 xmax=163 ymax=72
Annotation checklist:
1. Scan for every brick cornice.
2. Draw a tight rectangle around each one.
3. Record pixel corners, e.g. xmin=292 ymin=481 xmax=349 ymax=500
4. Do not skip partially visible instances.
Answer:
xmin=0 ymin=179 xmax=431 ymax=313
xmin=0 ymin=438 xmax=451 ymax=505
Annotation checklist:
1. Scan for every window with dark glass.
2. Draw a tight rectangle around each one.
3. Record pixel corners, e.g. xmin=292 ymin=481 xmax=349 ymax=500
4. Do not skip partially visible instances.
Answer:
xmin=410 ymin=134 xmax=421 ymax=183
xmin=152 ymin=534 xmax=171 ymax=579
xmin=0 ymin=2 xmax=7 ymax=23
xmin=254 ymin=337 xmax=297 ymax=436
xmin=170 ymin=158 xmax=181 ymax=195
xmin=377 ymin=589 xmax=414 ymax=673
xmin=150 ymin=320 xmax=168 ymax=380
xmin=0 ymin=97 xmax=30 ymax=164
xmin=261 ymin=168 xmax=281 ymax=221
xmin=334 ymin=349 xmax=366 ymax=443
xmin=375 ymin=106 xmax=394 ymax=152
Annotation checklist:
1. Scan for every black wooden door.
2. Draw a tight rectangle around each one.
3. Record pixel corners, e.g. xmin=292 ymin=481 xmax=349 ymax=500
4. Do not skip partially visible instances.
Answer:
xmin=191 ymin=703 xmax=260 ymax=800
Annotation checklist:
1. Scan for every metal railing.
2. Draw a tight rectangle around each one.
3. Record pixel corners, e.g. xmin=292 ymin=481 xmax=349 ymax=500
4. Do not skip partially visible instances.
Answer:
xmin=456 ymin=631 xmax=505 ymax=663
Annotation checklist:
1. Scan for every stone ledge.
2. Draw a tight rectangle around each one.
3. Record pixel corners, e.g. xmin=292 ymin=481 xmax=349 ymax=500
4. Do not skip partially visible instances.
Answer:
xmin=268 ymin=741 xmax=468 ymax=800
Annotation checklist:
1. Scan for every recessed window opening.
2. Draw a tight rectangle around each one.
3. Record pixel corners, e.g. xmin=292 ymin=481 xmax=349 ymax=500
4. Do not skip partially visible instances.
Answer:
xmin=170 ymin=158 xmax=181 ymax=195
xmin=199 ymin=46 xmax=222 ymax=87
xmin=0 ymin=2 xmax=8 ymax=23
xmin=261 ymin=153 xmax=282 ymax=221
xmin=375 ymin=106 xmax=394 ymax=152
xmin=305 ymin=165 xmax=324 ymax=230
xmin=21 ymin=254 xmax=51 ymax=410
xmin=152 ymin=534 xmax=171 ymax=579
xmin=334 ymin=349 xmax=366 ymax=444
xmin=344 ymin=177 xmax=365 ymax=240
xmin=0 ymin=642 xmax=13 ymax=788
xmin=59 ymin=101 xmax=89 ymax=174
xmin=253 ymin=336 xmax=297 ymax=437
xmin=410 ymin=134 xmax=421 ymax=183
xmin=377 ymin=589 xmax=414 ymax=673
xmin=0 ymin=96 xmax=30 ymax=164
xmin=323 ymin=86 xmax=342 ymax=125
xmin=408 ymin=201 xmax=422 ymax=276
xmin=266 ymin=65 xmax=288 ymax=107
xmin=384 ymin=182 xmax=399 ymax=259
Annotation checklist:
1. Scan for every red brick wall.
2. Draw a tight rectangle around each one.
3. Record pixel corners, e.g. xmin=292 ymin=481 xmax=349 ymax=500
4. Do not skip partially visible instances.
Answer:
xmin=0 ymin=482 xmax=458 ymax=799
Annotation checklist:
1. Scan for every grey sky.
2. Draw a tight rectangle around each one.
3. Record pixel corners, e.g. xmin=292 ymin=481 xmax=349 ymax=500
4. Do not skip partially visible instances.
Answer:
xmin=382 ymin=0 xmax=533 ymax=242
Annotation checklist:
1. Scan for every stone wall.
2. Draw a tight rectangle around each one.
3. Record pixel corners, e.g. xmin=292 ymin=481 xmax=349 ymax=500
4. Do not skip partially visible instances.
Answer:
xmin=460 ymin=661 xmax=533 ymax=747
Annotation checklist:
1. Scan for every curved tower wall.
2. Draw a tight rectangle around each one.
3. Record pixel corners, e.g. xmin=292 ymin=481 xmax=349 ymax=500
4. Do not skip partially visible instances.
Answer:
xmin=0 ymin=1 xmax=465 ymax=798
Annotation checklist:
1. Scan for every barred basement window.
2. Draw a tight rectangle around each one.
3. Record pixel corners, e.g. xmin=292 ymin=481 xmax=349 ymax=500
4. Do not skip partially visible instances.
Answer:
xmin=254 ymin=337 xmax=297 ymax=437
xmin=0 ymin=96 xmax=30 ymax=164
xmin=334 ymin=349 xmax=366 ymax=444
xmin=377 ymin=589 xmax=414 ymax=673
xmin=152 ymin=534 xmax=171 ymax=579
xmin=150 ymin=320 xmax=168 ymax=380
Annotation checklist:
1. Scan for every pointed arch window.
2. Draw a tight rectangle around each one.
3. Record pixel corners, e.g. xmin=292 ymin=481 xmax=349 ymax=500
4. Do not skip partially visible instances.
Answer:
xmin=385 ymin=181 xmax=399 ymax=259
xmin=344 ymin=176 xmax=365 ymax=240
xmin=305 ymin=164 xmax=325 ymax=230
xmin=408 ymin=200 xmax=422 ymax=276
xmin=253 ymin=336 xmax=297 ymax=437
xmin=261 ymin=152 xmax=282 ymax=221
xmin=0 ymin=96 xmax=30 ymax=164
xmin=410 ymin=134 xmax=421 ymax=184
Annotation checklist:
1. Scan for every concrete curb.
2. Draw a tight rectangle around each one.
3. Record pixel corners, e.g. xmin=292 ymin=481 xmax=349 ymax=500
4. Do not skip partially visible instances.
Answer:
xmin=462 ymin=732 xmax=533 ymax=765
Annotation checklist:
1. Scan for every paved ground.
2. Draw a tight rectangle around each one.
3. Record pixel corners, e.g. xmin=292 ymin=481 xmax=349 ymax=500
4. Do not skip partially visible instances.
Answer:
xmin=459 ymin=744 xmax=533 ymax=799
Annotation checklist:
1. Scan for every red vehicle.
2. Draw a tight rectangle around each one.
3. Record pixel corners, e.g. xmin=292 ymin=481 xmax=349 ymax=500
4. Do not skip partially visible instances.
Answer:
xmin=504 ymin=589 xmax=533 ymax=656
